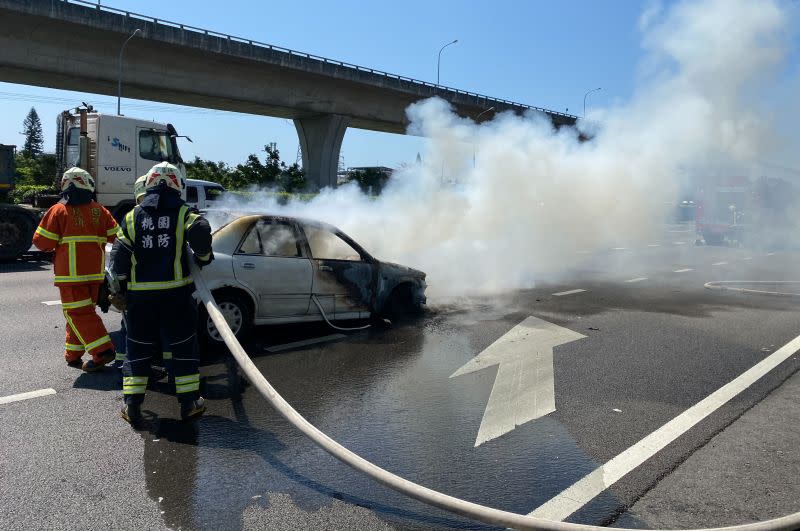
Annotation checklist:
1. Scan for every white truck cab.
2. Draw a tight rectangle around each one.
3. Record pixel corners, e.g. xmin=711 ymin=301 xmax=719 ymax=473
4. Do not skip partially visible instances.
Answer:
xmin=185 ymin=179 xmax=227 ymax=211
xmin=57 ymin=105 xmax=187 ymax=218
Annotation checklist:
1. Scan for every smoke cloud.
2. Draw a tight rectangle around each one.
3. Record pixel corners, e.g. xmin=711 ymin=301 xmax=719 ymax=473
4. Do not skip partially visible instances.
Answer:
xmin=215 ymin=0 xmax=794 ymax=298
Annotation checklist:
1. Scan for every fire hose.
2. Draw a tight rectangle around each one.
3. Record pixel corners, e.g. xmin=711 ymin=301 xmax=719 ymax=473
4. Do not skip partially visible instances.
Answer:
xmin=188 ymin=256 xmax=800 ymax=530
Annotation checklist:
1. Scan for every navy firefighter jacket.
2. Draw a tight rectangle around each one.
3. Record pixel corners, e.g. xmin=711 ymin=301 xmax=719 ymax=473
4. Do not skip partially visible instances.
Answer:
xmin=112 ymin=190 xmax=212 ymax=291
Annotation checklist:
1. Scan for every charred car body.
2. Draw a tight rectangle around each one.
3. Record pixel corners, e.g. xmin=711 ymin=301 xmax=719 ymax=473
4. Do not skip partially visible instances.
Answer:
xmin=199 ymin=214 xmax=427 ymax=342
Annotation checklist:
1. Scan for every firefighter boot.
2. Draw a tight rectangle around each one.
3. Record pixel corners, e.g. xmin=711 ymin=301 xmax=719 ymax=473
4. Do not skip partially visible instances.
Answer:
xmin=120 ymin=403 xmax=142 ymax=426
xmin=180 ymin=397 xmax=206 ymax=421
xmin=82 ymin=349 xmax=115 ymax=373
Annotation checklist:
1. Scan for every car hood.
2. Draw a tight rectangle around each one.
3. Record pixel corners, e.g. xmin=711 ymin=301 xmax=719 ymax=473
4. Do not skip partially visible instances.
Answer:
xmin=378 ymin=260 xmax=426 ymax=280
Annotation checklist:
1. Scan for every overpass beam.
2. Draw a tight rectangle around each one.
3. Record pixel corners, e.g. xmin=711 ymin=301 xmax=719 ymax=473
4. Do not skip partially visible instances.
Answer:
xmin=294 ymin=114 xmax=349 ymax=189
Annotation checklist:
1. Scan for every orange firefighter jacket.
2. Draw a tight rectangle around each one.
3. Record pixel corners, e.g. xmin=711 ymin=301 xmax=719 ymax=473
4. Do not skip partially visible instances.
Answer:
xmin=32 ymin=201 xmax=118 ymax=285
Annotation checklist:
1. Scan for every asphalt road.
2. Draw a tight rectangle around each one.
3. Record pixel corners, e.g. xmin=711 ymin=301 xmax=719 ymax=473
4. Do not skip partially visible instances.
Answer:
xmin=2 ymin=224 xmax=799 ymax=530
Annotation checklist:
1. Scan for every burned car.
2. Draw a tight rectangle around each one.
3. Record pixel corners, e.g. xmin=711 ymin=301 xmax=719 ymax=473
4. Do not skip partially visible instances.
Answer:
xmin=199 ymin=214 xmax=427 ymax=343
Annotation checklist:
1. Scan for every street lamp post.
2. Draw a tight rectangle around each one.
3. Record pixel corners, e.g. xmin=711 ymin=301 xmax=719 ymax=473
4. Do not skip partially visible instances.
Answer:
xmin=117 ymin=28 xmax=142 ymax=116
xmin=583 ymin=87 xmax=601 ymax=118
xmin=473 ymin=107 xmax=495 ymax=168
xmin=437 ymin=39 xmax=458 ymax=85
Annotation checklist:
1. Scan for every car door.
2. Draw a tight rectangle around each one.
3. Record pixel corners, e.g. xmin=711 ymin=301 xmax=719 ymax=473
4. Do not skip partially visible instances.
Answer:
xmin=300 ymin=224 xmax=376 ymax=319
xmin=232 ymin=218 xmax=313 ymax=318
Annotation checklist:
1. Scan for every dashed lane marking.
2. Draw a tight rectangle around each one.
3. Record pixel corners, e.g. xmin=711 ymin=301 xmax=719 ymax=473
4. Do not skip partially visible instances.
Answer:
xmin=264 ymin=334 xmax=347 ymax=353
xmin=743 ymin=257 xmax=753 ymax=261
xmin=625 ymin=277 xmax=648 ymax=283
xmin=673 ymin=241 xmax=687 ymax=245
xmin=673 ymin=268 xmax=693 ymax=273
xmin=41 ymin=300 xmax=61 ymax=306
xmin=552 ymin=289 xmax=587 ymax=297
xmin=767 ymin=252 xmax=776 ymax=256
xmin=0 ymin=388 xmax=56 ymax=405
xmin=612 ymin=247 xmax=628 ymax=251
xmin=529 ymin=331 xmax=800 ymax=521
xmin=712 ymin=261 xmax=728 ymax=266
xmin=648 ymin=244 xmax=661 ymax=247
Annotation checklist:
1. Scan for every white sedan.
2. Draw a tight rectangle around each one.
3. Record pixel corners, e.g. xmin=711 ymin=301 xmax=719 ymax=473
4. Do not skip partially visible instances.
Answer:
xmin=198 ymin=214 xmax=427 ymax=343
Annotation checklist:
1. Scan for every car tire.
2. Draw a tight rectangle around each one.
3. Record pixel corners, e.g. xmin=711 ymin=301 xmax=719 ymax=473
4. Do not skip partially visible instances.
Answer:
xmin=199 ymin=290 xmax=253 ymax=346
xmin=380 ymin=284 xmax=422 ymax=323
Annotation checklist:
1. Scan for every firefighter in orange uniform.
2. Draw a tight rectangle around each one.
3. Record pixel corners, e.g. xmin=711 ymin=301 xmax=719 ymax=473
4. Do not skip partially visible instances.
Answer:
xmin=32 ymin=167 xmax=119 ymax=372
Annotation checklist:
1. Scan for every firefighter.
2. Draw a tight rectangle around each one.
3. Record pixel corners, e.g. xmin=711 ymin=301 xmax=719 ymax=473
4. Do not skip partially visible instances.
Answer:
xmin=112 ymin=162 xmax=213 ymax=424
xmin=32 ymin=167 xmax=118 ymax=372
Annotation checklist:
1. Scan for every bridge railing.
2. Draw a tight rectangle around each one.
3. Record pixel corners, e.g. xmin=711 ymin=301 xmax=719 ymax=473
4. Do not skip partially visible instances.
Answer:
xmin=62 ymin=0 xmax=577 ymax=119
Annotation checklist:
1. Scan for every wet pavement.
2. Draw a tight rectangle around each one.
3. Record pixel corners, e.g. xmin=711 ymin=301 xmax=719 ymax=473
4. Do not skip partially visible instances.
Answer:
xmin=2 ymin=226 xmax=800 ymax=529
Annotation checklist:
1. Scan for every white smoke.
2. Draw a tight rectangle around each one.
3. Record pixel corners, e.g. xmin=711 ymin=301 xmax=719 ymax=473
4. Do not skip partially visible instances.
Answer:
xmin=216 ymin=0 xmax=793 ymax=297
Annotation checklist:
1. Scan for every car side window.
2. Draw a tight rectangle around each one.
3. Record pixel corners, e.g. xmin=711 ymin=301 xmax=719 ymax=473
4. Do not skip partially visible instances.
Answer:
xmin=204 ymin=186 xmax=224 ymax=202
xmin=237 ymin=220 xmax=301 ymax=257
xmin=304 ymin=226 xmax=362 ymax=261
xmin=186 ymin=186 xmax=198 ymax=204
xmin=237 ymin=224 xmax=261 ymax=254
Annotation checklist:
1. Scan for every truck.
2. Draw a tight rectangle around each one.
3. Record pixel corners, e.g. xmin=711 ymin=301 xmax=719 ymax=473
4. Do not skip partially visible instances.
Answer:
xmin=0 ymin=104 xmax=189 ymax=260
xmin=695 ymin=175 xmax=798 ymax=248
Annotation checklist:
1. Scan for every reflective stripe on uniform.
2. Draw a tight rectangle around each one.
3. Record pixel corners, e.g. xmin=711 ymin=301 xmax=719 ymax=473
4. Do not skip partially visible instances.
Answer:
xmin=60 ymin=235 xmax=107 ymax=244
xmin=115 ymin=351 xmax=126 ymax=361
xmin=175 ymin=373 xmax=200 ymax=393
xmin=35 ymin=226 xmax=60 ymax=240
xmin=162 ymin=351 xmax=173 ymax=360
xmin=61 ymin=298 xmax=94 ymax=310
xmin=123 ymin=376 xmax=148 ymax=395
xmin=68 ymin=242 xmax=77 ymax=278
xmin=65 ymin=343 xmax=84 ymax=352
xmin=84 ymin=335 xmax=112 ymax=352
xmin=174 ymin=205 xmax=188 ymax=280
xmin=63 ymin=312 xmax=85 ymax=345
xmin=184 ymin=212 xmax=200 ymax=230
xmin=106 ymin=226 xmax=118 ymax=237
xmin=129 ymin=276 xmax=193 ymax=291
xmin=54 ymin=273 xmax=105 ymax=283
xmin=125 ymin=209 xmax=136 ymax=242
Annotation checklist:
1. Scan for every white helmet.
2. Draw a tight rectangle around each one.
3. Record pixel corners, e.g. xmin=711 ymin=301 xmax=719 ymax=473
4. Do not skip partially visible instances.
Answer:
xmin=144 ymin=162 xmax=183 ymax=195
xmin=61 ymin=167 xmax=95 ymax=193
xmin=133 ymin=175 xmax=148 ymax=203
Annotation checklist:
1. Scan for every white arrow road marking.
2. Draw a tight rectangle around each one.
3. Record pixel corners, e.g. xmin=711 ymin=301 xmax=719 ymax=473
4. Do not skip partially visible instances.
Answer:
xmin=450 ymin=316 xmax=586 ymax=447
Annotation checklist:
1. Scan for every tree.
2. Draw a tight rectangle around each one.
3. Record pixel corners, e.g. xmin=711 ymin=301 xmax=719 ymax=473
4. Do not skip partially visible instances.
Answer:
xmin=15 ymin=152 xmax=57 ymax=186
xmin=21 ymin=107 xmax=44 ymax=157
xmin=345 ymin=167 xmax=391 ymax=195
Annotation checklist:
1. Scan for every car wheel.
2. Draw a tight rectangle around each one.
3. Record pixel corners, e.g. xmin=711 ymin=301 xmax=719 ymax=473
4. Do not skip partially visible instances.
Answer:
xmin=380 ymin=284 xmax=422 ymax=323
xmin=200 ymin=291 xmax=252 ymax=345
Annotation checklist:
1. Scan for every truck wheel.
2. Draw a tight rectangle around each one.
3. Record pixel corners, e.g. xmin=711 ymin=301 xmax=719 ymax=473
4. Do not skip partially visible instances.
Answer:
xmin=0 ymin=209 xmax=35 ymax=261
xmin=199 ymin=290 xmax=253 ymax=346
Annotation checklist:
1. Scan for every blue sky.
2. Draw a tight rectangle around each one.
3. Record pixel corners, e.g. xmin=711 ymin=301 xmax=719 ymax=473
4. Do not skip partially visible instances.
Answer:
xmin=0 ymin=0 xmax=673 ymax=167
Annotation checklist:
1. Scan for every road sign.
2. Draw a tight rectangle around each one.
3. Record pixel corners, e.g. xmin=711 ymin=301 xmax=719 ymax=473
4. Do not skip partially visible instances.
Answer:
xmin=450 ymin=316 xmax=586 ymax=446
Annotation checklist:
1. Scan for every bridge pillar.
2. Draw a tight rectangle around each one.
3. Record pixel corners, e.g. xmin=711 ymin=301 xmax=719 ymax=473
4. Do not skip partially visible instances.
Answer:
xmin=293 ymin=114 xmax=349 ymax=189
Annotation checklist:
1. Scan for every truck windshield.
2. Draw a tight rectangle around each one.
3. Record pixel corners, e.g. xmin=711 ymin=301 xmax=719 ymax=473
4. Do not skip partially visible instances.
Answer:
xmin=139 ymin=130 xmax=178 ymax=163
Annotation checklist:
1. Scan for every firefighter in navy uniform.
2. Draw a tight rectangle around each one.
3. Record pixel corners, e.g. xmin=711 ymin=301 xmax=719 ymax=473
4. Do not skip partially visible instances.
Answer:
xmin=112 ymin=162 xmax=214 ymax=425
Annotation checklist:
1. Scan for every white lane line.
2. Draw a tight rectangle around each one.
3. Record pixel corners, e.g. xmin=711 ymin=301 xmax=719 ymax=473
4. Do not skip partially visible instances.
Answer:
xmin=647 ymin=244 xmax=661 ymax=247
xmin=612 ymin=247 xmax=628 ymax=251
xmin=742 ymin=257 xmax=753 ymax=261
xmin=0 ymin=388 xmax=57 ymax=405
xmin=767 ymin=252 xmax=776 ymax=256
xmin=625 ymin=277 xmax=648 ymax=283
xmin=673 ymin=241 xmax=687 ymax=245
xmin=576 ymin=250 xmax=591 ymax=254
xmin=712 ymin=261 xmax=728 ymax=266
xmin=529 ymin=332 xmax=800 ymax=521
xmin=264 ymin=334 xmax=346 ymax=353
xmin=552 ymin=289 xmax=587 ymax=297
xmin=41 ymin=300 xmax=62 ymax=306
xmin=673 ymin=268 xmax=693 ymax=273
xmin=668 ymin=229 xmax=693 ymax=233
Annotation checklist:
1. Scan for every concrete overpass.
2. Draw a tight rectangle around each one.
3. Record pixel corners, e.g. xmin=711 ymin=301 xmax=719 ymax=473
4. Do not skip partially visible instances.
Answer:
xmin=0 ymin=0 xmax=578 ymax=188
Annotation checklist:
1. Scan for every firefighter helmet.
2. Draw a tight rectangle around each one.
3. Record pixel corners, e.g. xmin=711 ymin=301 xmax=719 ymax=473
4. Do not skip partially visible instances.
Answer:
xmin=144 ymin=162 xmax=183 ymax=195
xmin=61 ymin=167 xmax=95 ymax=193
xmin=133 ymin=175 xmax=147 ymax=203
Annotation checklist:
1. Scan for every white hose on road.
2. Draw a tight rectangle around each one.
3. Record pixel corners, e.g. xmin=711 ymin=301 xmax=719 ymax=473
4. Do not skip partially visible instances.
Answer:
xmin=189 ymin=257 xmax=800 ymax=531
xmin=705 ymin=280 xmax=800 ymax=297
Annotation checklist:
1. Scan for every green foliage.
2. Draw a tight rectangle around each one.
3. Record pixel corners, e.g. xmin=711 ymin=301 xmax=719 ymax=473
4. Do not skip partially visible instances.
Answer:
xmin=21 ymin=107 xmax=44 ymax=157
xmin=185 ymin=145 xmax=307 ymax=193
xmin=345 ymin=167 xmax=391 ymax=195
xmin=15 ymin=152 xmax=57 ymax=186
xmin=8 ymin=184 xmax=51 ymax=204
